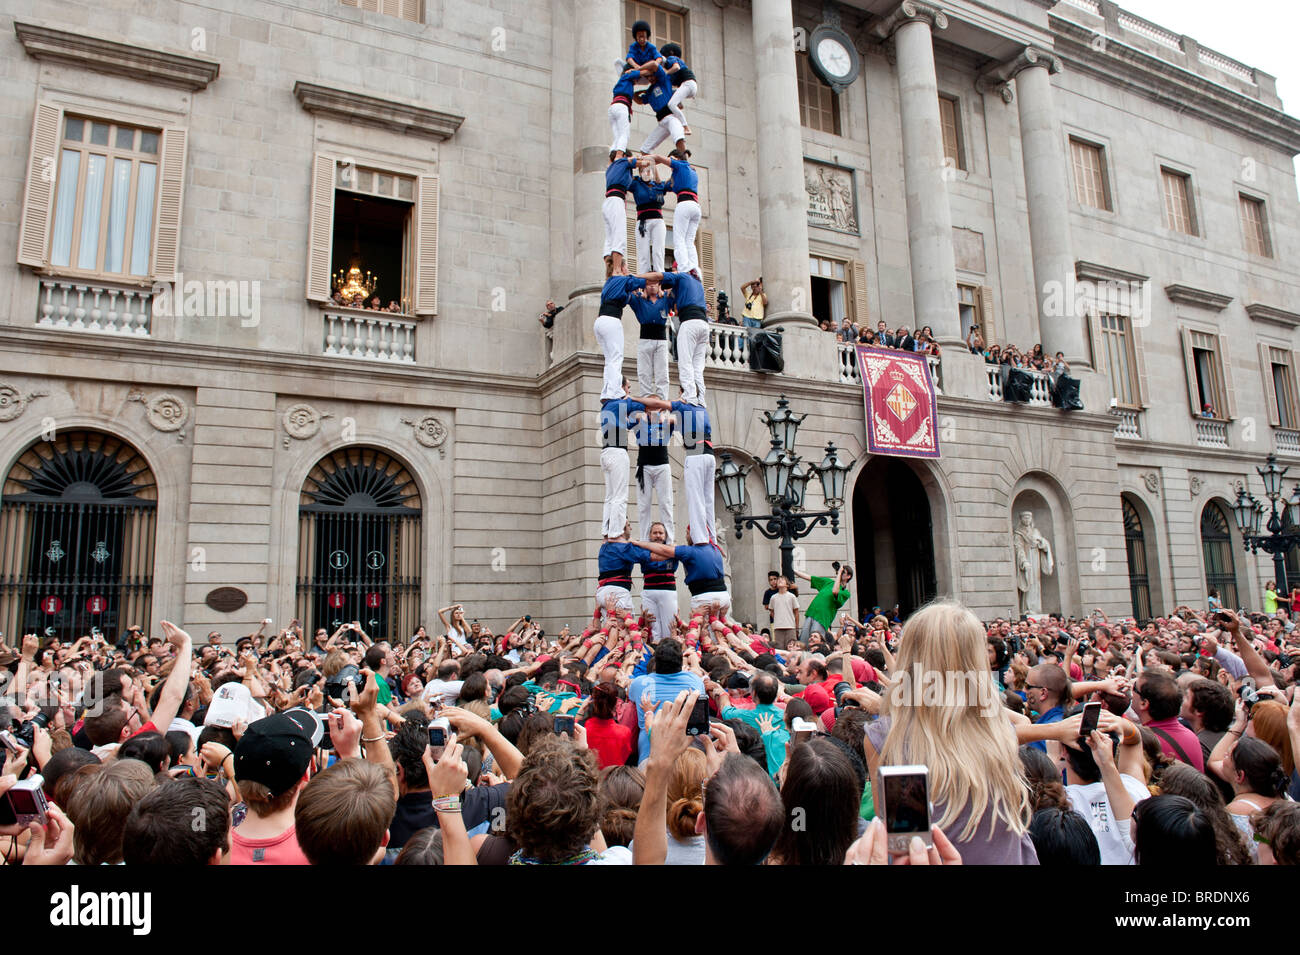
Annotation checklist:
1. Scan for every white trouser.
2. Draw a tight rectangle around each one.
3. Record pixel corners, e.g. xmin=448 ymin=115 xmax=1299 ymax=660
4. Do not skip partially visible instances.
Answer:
xmin=635 ymin=216 xmax=665 ymax=273
xmin=608 ymin=102 xmax=631 ymax=155
xmin=601 ymin=446 xmax=630 ymax=538
xmin=641 ymin=589 xmax=677 ymax=643
xmin=677 ymin=319 xmax=709 ymax=404
xmin=666 ymin=80 xmax=698 ymax=130
xmin=640 ymin=113 xmax=684 ymax=155
xmin=594 ymin=314 xmax=624 ymax=401
xmin=602 ymin=195 xmax=627 ymax=258
xmin=595 ymin=584 xmax=634 ymax=616
xmin=636 ymin=461 xmax=674 ymax=542
xmin=636 ymin=338 xmax=669 ymax=399
xmin=684 ymin=452 xmax=715 ymax=544
xmin=673 ymin=200 xmax=702 ymax=275
xmin=690 ymin=591 xmax=732 ymax=617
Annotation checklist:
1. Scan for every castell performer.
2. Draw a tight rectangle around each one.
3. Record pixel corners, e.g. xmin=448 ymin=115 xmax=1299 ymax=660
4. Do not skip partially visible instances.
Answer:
xmin=600 ymin=379 xmax=671 ymax=540
xmin=647 ymin=150 xmax=701 ymax=276
xmin=672 ymin=398 xmax=715 ymax=546
xmin=639 ymin=521 xmax=678 ymax=644
xmin=635 ymin=61 xmax=687 ymax=157
xmin=641 ymin=268 xmax=708 ymax=406
xmin=628 ymin=277 xmax=671 ymax=399
xmin=629 ymin=162 xmax=668 ymax=273
xmin=634 ymin=408 xmax=674 ymax=543
xmin=603 ymin=153 xmax=636 ymax=278
xmin=660 ymin=42 xmax=698 ymax=137
xmin=595 ymin=271 xmax=645 ymax=400
xmin=609 ymin=66 xmax=643 ymax=159
xmin=625 ymin=19 xmax=661 ymax=70
xmin=597 ymin=523 xmax=653 ymax=619
xmin=631 ymin=528 xmax=731 ymax=622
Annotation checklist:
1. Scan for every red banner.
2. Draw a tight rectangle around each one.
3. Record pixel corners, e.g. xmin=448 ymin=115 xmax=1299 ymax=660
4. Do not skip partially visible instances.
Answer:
xmin=856 ymin=346 xmax=941 ymax=458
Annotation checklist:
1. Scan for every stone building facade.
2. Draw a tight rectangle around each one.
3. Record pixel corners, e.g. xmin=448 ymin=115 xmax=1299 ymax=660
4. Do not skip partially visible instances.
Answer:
xmin=1 ymin=0 xmax=1298 ymax=641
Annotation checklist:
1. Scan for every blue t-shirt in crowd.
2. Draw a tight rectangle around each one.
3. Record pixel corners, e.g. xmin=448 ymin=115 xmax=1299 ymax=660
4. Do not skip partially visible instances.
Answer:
xmin=629 ymin=669 xmax=706 ymax=758
xmin=1029 ymin=705 xmax=1064 ymax=753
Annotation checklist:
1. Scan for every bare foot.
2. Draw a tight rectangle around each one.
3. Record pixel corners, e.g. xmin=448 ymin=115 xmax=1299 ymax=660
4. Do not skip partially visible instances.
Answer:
xmin=684 ymin=126 xmax=692 ymax=136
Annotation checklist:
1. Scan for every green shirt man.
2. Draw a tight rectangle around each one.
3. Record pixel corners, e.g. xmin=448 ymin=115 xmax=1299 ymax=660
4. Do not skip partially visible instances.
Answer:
xmin=796 ymin=565 xmax=853 ymax=636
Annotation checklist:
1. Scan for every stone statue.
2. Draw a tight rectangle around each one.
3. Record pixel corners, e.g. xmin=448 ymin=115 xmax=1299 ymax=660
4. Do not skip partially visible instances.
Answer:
xmin=1013 ymin=510 xmax=1054 ymax=616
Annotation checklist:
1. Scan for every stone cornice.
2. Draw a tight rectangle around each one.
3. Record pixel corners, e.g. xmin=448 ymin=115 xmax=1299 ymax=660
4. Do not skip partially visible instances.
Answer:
xmin=1245 ymin=303 xmax=1300 ymax=330
xmin=293 ymin=81 xmax=464 ymax=141
xmin=1075 ymin=260 xmax=1149 ymax=284
xmin=976 ymin=46 xmax=1062 ymax=102
xmin=871 ymin=1 xmax=949 ymax=41
xmin=1050 ymin=15 xmax=1300 ymax=156
xmin=14 ymin=21 xmax=220 ymax=91
xmin=1164 ymin=284 xmax=1233 ymax=311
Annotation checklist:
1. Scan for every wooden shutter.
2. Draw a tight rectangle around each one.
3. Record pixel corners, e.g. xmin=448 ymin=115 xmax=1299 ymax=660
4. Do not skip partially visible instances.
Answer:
xmin=697 ymin=228 xmax=715 ymax=313
xmin=625 ymin=214 xmax=638 ymax=273
xmin=152 ymin=126 xmax=188 ymax=282
xmin=850 ymin=259 xmax=869 ymax=325
xmin=1132 ymin=324 xmax=1150 ymax=408
xmin=414 ymin=173 xmax=439 ymax=315
xmin=1260 ymin=343 xmax=1281 ymax=426
xmin=305 ymin=154 xmax=336 ymax=302
xmin=1181 ymin=328 xmax=1200 ymax=415
xmin=979 ymin=285 xmax=995 ymax=344
xmin=1219 ymin=334 xmax=1237 ymax=419
xmin=17 ymin=103 xmax=62 ymax=268
xmin=397 ymin=0 xmax=421 ymax=22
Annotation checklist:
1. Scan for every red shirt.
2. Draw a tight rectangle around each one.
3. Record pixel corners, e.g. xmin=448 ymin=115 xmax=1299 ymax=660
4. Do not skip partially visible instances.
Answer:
xmin=1145 ymin=717 xmax=1205 ymax=772
xmin=230 ymin=824 xmax=310 ymax=865
xmin=584 ymin=717 xmax=634 ymax=769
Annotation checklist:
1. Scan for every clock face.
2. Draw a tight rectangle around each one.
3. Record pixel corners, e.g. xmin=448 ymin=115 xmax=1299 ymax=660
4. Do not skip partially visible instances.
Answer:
xmin=817 ymin=37 xmax=852 ymax=79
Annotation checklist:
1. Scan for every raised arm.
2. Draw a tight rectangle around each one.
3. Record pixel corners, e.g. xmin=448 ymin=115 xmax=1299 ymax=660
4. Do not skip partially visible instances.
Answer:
xmin=630 ymin=539 xmax=676 ymax=560
xmin=633 ymin=690 xmax=695 ymax=865
xmin=151 ymin=621 xmax=195 ymax=730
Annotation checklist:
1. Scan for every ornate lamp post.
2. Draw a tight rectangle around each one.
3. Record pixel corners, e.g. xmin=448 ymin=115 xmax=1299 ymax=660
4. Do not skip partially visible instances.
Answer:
xmin=715 ymin=396 xmax=854 ymax=581
xmin=1232 ymin=453 xmax=1300 ymax=593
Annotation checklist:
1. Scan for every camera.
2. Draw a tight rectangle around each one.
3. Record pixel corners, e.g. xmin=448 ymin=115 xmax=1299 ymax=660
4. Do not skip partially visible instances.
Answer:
xmin=324 ymin=664 xmax=365 ymax=703
xmin=16 ymin=710 xmax=50 ymax=748
xmin=428 ymin=717 xmax=451 ymax=748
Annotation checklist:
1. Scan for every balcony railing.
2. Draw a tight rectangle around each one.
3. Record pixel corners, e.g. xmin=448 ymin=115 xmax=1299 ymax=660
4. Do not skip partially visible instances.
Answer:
xmin=985 ymin=366 xmax=1053 ymax=407
xmin=1112 ymin=408 xmax=1142 ymax=439
xmin=37 ymin=279 xmax=152 ymax=336
xmin=706 ymin=323 xmax=752 ymax=371
xmin=1195 ymin=418 xmax=1229 ymax=449
xmin=835 ymin=344 xmax=942 ymax=394
xmin=323 ymin=309 xmax=416 ymax=364
xmin=1275 ymin=428 xmax=1300 ymax=456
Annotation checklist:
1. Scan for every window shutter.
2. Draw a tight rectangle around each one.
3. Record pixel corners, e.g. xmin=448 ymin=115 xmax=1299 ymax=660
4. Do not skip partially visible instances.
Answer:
xmin=17 ymin=103 xmax=62 ymax=268
xmin=305 ymin=154 xmax=336 ymax=303
xmin=1087 ymin=311 xmax=1104 ymax=374
xmin=625 ymin=214 xmax=638 ymax=273
xmin=151 ymin=126 xmax=188 ymax=283
xmin=1260 ymin=343 xmax=1281 ymax=427
xmin=978 ymin=285 xmax=995 ymax=344
xmin=1132 ymin=324 xmax=1150 ymax=408
xmin=850 ymin=259 xmax=869 ymax=325
xmin=398 ymin=0 xmax=421 ymax=22
xmin=1181 ymin=328 xmax=1200 ymax=415
xmin=697 ymin=228 xmax=715 ymax=313
xmin=1219 ymin=334 xmax=1237 ymax=419
xmin=414 ymin=173 xmax=439 ymax=315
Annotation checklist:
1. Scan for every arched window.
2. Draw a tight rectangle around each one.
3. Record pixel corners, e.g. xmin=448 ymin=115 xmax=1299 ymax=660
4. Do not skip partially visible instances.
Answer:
xmin=296 ymin=447 xmax=421 ymax=642
xmin=1200 ymin=501 xmax=1238 ymax=609
xmin=1122 ymin=497 xmax=1151 ymax=623
xmin=1 ymin=431 xmax=156 ymax=641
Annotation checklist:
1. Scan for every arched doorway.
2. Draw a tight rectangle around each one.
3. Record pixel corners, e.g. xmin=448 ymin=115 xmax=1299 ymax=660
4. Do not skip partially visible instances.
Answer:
xmin=1200 ymin=500 xmax=1238 ymax=609
xmin=296 ymin=447 xmax=422 ymax=642
xmin=0 ymin=431 xmax=157 ymax=641
xmin=1122 ymin=496 xmax=1152 ymax=623
xmin=852 ymin=458 xmax=937 ymax=619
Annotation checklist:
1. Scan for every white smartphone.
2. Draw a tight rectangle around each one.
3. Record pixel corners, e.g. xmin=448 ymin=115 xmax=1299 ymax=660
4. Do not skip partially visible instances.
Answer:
xmin=879 ymin=764 xmax=932 ymax=854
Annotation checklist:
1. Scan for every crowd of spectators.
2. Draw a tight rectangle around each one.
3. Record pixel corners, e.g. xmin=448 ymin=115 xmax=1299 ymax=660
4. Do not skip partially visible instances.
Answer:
xmin=330 ymin=290 xmax=405 ymax=313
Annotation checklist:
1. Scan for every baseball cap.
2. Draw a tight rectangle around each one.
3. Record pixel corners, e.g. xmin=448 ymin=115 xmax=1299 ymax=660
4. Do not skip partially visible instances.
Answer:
xmin=281 ymin=707 xmax=324 ymax=747
xmin=802 ymin=684 xmax=833 ymax=716
xmin=203 ymin=681 xmax=264 ymax=728
xmin=233 ymin=714 xmax=314 ymax=797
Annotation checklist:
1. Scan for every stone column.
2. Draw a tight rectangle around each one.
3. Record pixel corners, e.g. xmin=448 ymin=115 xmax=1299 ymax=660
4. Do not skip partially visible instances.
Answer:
xmin=1013 ymin=53 xmax=1087 ymax=366
xmin=875 ymin=2 xmax=962 ymax=345
xmin=751 ymin=0 xmax=814 ymax=326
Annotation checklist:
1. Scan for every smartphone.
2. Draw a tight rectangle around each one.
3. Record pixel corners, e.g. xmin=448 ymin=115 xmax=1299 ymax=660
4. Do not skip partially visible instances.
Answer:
xmin=428 ymin=717 xmax=451 ymax=748
xmin=0 ymin=775 xmax=48 ymax=828
xmin=686 ymin=696 xmax=710 ymax=737
xmin=791 ymin=716 xmax=817 ymax=745
xmin=879 ymin=764 xmax=932 ymax=854
xmin=0 ymin=730 xmax=27 ymax=753
xmin=553 ymin=715 xmax=575 ymax=737
xmin=1079 ymin=701 xmax=1102 ymax=738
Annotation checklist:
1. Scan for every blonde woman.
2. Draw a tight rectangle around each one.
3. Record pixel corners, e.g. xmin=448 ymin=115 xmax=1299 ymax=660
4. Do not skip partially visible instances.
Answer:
xmin=631 ymin=748 xmax=706 ymax=864
xmin=863 ymin=601 xmax=1038 ymax=863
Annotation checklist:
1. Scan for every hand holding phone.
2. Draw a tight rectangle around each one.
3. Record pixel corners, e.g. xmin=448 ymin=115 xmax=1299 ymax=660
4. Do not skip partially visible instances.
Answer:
xmin=879 ymin=765 xmax=932 ymax=854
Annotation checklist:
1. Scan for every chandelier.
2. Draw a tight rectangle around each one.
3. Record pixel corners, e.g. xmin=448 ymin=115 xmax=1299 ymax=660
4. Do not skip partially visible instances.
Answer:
xmin=332 ymin=199 xmax=378 ymax=302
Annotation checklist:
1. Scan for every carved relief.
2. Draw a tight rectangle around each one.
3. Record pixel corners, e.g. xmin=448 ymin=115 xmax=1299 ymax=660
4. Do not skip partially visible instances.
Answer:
xmin=402 ymin=414 xmax=448 ymax=457
xmin=0 ymin=384 xmax=48 ymax=423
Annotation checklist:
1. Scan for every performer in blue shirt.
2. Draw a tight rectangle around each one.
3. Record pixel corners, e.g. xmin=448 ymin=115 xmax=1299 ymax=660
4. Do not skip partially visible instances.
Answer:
xmin=633 ymin=411 xmax=674 ymax=543
xmin=625 ymin=20 xmax=661 ymax=70
xmin=600 ymin=380 xmax=671 ymax=542
xmin=646 ymin=150 xmax=701 ymax=277
xmin=627 ymin=278 xmax=671 ymax=399
xmin=642 ymin=268 xmax=708 ymax=406
xmin=603 ymin=154 xmax=636 ymax=279
xmin=639 ymin=521 xmax=678 ymax=644
xmin=596 ymin=272 xmax=646 ymax=401
xmin=672 ymin=399 xmax=714 ymax=546
xmin=597 ymin=528 xmax=654 ymax=620
xmin=632 ymin=533 xmax=732 ymax=621
xmin=609 ymin=66 xmax=644 ymax=160
xmin=660 ymin=42 xmax=698 ymax=137
xmin=635 ymin=62 xmax=686 ymax=157
xmin=628 ymin=163 xmax=668 ymax=273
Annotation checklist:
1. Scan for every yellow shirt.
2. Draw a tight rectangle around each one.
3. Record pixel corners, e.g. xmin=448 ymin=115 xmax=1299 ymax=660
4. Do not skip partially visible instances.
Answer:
xmin=743 ymin=292 xmax=766 ymax=321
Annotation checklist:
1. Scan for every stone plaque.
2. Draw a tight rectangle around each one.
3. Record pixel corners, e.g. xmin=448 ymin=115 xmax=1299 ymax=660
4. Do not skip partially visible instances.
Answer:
xmin=804 ymin=159 xmax=858 ymax=234
xmin=952 ymin=228 xmax=987 ymax=274
xmin=205 ymin=586 xmax=248 ymax=613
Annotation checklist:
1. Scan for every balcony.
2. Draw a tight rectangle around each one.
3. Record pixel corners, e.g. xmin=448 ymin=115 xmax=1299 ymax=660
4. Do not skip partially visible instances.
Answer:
xmin=1112 ymin=408 xmax=1142 ymax=439
xmin=37 ymin=279 xmax=152 ymax=336
xmin=322 ymin=309 xmax=416 ymax=364
xmin=1195 ymin=418 xmax=1229 ymax=449
xmin=706 ymin=323 xmax=751 ymax=371
xmin=1275 ymin=428 xmax=1300 ymax=457
xmin=835 ymin=343 xmax=943 ymax=394
xmin=985 ymin=365 xmax=1053 ymax=407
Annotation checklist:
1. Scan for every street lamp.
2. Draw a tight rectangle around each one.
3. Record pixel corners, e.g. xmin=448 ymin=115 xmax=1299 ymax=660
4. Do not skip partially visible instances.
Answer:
xmin=1232 ymin=453 xmax=1300 ymax=593
xmin=717 ymin=398 xmax=855 ymax=582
